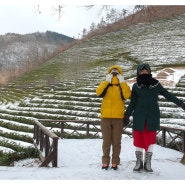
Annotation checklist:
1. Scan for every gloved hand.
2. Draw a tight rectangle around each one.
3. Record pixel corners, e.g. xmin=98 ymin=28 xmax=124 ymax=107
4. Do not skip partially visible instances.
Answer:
xmin=106 ymin=74 xmax=113 ymax=83
xmin=123 ymin=115 xmax=130 ymax=126
xmin=117 ymin=74 xmax=124 ymax=83
xmin=181 ymin=103 xmax=185 ymax=110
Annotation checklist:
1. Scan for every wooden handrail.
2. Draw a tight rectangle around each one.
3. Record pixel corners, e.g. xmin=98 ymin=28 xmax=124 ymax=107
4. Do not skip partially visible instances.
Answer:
xmin=33 ymin=119 xmax=59 ymax=167
xmin=158 ymin=125 xmax=185 ymax=153
xmin=34 ymin=119 xmax=185 ymax=167
xmin=37 ymin=119 xmax=185 ymax=152
xmin=38 ymin=119 xmax=101 ymax=139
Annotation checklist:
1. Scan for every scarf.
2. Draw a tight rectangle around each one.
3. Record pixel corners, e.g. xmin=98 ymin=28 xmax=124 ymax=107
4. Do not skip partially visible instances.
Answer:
xmin=137 ymin=74 xmax=158 ymax=87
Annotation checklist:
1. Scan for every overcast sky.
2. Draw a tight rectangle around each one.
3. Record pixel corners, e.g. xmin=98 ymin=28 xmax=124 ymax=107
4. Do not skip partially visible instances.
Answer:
xmin=0 ymin=0 xmax=183 ymax=38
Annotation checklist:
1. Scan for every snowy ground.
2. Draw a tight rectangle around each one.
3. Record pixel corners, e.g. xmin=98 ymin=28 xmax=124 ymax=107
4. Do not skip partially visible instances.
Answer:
xmin=0 ymin=67 xmax=185 ymax=183
xmin=0 ymin=137 xmax=185 ymax=182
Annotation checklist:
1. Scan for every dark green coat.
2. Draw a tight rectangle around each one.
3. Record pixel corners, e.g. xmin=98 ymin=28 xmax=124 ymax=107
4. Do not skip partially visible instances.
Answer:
xmin=125 ymin=82 xmax=183 ymax=131
xmin=125 ymin=63 xmax=183 ymax=131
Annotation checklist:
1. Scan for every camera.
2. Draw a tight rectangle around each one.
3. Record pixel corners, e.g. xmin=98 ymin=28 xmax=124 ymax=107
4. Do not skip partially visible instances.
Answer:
xmin=111 ymin=69 xmax=119 ymax=76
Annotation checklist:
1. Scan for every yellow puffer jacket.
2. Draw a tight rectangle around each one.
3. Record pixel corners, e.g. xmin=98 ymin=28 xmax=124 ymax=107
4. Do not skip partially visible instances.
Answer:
xmin=96 ymin=65 xmax=131 ymax=118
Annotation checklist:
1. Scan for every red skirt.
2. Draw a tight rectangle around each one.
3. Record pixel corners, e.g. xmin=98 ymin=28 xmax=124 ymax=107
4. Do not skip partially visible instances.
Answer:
xmin=133 ymin=123 xmax=156 ymax=152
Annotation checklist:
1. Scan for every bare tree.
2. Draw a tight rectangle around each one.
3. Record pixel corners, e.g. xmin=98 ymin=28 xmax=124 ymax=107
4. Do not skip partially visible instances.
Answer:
xmin=33 ymin=5 xmax=135 ymax=20
xmin=82 ymin=28 xmax=88 ymax=38
xmin=51 ymin=5 xmax=65 ymax=20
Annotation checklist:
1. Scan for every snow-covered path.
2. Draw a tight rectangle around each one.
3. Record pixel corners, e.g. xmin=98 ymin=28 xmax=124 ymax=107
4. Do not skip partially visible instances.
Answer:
xmin=0 ymin=138 xmax=184 ymax=181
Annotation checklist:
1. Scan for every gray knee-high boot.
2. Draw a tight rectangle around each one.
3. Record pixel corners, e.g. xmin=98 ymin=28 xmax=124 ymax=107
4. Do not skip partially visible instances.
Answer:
xmin=133 ymin=151 xmax=143 ymax=171
xmin=144 ymin=152 xmax=153 ymax=172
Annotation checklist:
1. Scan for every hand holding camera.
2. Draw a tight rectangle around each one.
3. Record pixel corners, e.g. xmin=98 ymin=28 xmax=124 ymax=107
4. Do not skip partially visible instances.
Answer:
xmin=106 ymin=74 xmax=113 ymax=83
xmin=117 ymin=74 xmax=124 ymax=83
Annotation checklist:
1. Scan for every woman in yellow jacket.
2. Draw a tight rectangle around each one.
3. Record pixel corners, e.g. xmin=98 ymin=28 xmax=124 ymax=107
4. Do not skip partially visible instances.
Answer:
xmin=96 ymin=65 xmax=131 ymax=170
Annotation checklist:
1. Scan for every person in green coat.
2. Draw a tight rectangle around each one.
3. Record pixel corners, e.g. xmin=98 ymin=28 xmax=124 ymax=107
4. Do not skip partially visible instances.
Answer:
xmin=124 ymin=63 xmax=185 ymax=172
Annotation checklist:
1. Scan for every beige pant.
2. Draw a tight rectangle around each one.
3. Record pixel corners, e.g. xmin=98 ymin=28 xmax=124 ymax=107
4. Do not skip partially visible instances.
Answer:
xmin=101 ymin=118 xmax=123 ymax=165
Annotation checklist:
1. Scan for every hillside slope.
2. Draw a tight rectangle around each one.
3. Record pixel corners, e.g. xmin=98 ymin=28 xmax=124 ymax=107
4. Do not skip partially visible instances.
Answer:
xmin=0 ymin=31 xmax=75 ymax=84
xmin=0 ymin=8 xmax=185 ymax=162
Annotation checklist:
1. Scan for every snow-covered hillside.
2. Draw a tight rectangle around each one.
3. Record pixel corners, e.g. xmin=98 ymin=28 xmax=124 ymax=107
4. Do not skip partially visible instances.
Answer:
xmin=0 ymin=10 xmax=185 ymax=166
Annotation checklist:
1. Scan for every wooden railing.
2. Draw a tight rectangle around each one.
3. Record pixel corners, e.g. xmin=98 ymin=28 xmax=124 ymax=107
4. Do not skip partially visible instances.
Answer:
xmin=157 ymin=125 xmax=185 ymax=153
xmin=33 ymin=119 xmax=59 ymax=167
xmin=60 ymin=120 xmax=101 ymax=139
xmin=34 ymin=119 xmax=185 ymax=167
